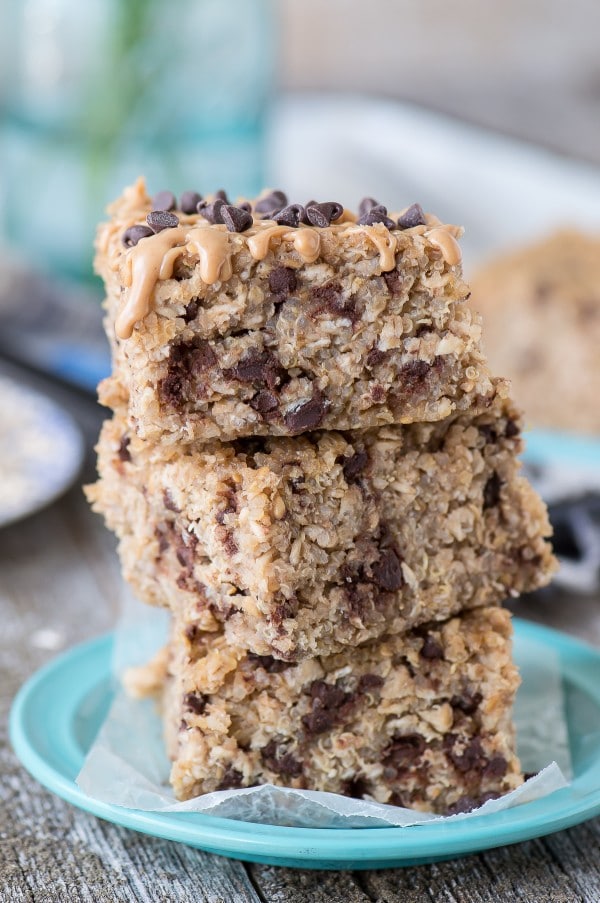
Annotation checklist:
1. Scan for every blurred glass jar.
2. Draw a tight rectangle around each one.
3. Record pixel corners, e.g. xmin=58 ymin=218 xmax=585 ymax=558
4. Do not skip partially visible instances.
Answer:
xmin=0 ymin=0 xmax=273 ymax=282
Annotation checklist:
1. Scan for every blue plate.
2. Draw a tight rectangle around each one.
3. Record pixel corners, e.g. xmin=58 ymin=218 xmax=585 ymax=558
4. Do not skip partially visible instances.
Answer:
xmin=9 ymin=620 xmax=600 ymax=869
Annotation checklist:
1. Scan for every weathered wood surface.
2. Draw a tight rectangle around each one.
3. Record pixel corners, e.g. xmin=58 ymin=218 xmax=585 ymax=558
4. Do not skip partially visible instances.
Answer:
xmin=1 ymin=362 xmax=600 ymax=902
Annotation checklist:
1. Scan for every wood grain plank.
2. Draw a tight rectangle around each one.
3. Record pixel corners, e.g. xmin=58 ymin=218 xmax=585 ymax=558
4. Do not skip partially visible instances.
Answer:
xmin=0 ymin=450 xmax=260 ymax=903
xmin=247 ymin=864 xmax=369 ymax=902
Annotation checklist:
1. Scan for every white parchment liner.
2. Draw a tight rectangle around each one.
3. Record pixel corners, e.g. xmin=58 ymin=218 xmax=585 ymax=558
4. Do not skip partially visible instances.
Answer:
xmin=77 ymin=594 xmax=570 ymax=828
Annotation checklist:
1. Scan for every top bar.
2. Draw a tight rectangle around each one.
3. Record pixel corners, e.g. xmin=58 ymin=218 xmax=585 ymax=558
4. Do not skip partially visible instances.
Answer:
xmin=96 ymin=180 xmax=496 ymax=443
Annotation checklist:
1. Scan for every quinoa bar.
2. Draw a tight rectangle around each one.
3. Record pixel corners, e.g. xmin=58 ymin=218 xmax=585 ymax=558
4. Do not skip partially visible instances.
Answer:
xmin=471 ymin=229 xmax=600 ymax=433
xmin=87 ymin=389 xmax=556 ymax=660
xmin=96 ymin=179 xmax=496 ymax=443
xmin=125 ymin=606 xmax=523 ymax=814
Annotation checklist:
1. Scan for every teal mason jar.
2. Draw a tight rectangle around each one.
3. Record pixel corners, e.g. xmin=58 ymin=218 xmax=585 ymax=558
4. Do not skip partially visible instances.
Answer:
xmin=0 ymin=0 xmax=274 ymax=282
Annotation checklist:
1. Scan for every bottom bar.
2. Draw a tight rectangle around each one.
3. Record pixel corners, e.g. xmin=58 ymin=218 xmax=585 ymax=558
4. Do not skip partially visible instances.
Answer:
xmin=126 ymin=606 xmax=522 ymax=815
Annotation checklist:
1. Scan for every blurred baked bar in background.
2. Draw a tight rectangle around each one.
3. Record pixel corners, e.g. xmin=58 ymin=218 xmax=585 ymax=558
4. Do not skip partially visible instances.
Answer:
xmin=471 ymin=230 xmax=600 ymax=434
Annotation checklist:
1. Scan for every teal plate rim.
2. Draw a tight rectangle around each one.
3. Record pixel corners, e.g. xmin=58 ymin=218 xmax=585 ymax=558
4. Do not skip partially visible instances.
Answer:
xmin=9 ymin=619 xmax=600 ymax=870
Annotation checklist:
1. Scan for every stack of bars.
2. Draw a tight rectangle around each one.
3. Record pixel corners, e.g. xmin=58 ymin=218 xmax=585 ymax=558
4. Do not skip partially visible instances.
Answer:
xmin=87 ymin=180 xmax=556 ymax=814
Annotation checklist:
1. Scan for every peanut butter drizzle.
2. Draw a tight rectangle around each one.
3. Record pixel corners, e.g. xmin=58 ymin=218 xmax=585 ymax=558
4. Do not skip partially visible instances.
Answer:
xmin=116 ymin=227 xmax=187 ymax=339
xmin=424 ymin=227 xmax=462 ymax=266
xmin=185 ymin=226 xmax=233 ymax=284
xmin=289 ymin=228 xmax=321 ymax=263
xmin=116 ymin=225 xmax=233 ymax=340
xmin=366 ymin=227 xmax=397 ymax=272
xmin=246 ymin=225 xmax=290 ymax=261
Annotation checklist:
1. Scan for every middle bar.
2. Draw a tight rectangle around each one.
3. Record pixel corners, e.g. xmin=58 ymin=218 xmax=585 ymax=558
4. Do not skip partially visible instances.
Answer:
xmin=88 ymin=386 xmax=555 ymax=660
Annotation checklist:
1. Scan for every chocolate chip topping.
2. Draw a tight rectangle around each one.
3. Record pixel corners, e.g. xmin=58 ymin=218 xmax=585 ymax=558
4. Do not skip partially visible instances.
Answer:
xmin=397 ymin=203 xmax=426 ymax=229
xmin=358 ymin=197 xmax=379 ymax=217
xmin=151 ymin=190 xmax=177 ymax=212
xmin=358 ymin=204 xmax=396 ymax=229
xmin=184 ymin=691 xmax=208 ymax=715
xmin=304 ymin=201 xmax=344 ymax=228
xmin=273 ymin=204 xmax=305 ymax=227
xmin=483 ymin=471 xmax=502 ymax=509
xmin=221 ymin=204 xmax=253 ymax=233
xmin=146 ymin=210 xmax=180 ymax=233
xmin=179 ymin=190 xmax=203 ymax=214
xmin=284 ymin=389 xmax=327 ymax=433
xmin=371 ymin=548 xmax=404 ymax=592
xmin=122 ymin=224 xmax=154 ymax=247
xmin=214 ymin=189 xmax=230 ymax=203
xmin=255 ymin=190 xmax=288 ymax=214
xmin=269 ymin=266 xmax=297 ymax=295
xmin=342 ymin=450 xmax=368 ymax=482
xmin=197 ymin=198 xmax=225 ymax=224
xmin=504 ymin=419 xmax=520 ymax=438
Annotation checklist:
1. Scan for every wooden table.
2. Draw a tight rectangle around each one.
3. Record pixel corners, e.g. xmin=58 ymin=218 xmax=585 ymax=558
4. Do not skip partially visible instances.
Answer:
xmin=2 ymin=360 xmax=600 ymax=902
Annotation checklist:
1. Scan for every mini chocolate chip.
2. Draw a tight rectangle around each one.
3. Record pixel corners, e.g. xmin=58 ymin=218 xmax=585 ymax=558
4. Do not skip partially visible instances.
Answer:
xmin=342 ymin=450 xmax=368 ymax=482
xmin=358 ymin=197 xmax=379 ymax=217
xmin=217 ymin=766 xmax=243 ymax=790
xmin=261 ymin=739 xmax=303 ymax=777
xmin=163 ymin=489 xmax=179 ymax=512
xmin=383 ymin=733 xmax=426 ymax=768
xmin=229 ymin=349 xmax=286 ymax=390
xmin=445 ymin=735 xmax=486 ymax=773
xmin=179 ymin=190 xmax=203 ymax=214
xmin=147 ymin=210 xmax=180 ymax=232
xmin=197 ymin=199 xmax=225 ymax=224
xmin=238 ymin=201 xmax=252 ymax=212
xmin=372 ymin=548 xmax=404 ymax=592
xmin=450 ymin=691 xmax=482 ymax=715
xmin=305 ymin=202 xmax=343 ymax=227
xmin=184 ymin=691 xmax=208 ymax=715
xmin=273 ymin=203 xmax=305 ymax=227
xmin=397 ymin=203 xmax=426 ymax=229
xmin=269 ymin=266 xmax=297 ymax=295
xmin=284 ymin=390 xmax=327 ymax=433
xmin=247 ymin=652 xmax=289 ymax=673
xmin=117 ymin=436 xmax=131 ymax=462
xmin=251 ymin=390 xmax=279 ymax=414
xmin=183 ymin=298 xmax=200 ymax=323
xmin=358 ymin=204 xmax=396 ymax=228
xmin=446 ymin=793 xmax=499 ymax=815
xmin=420 ymin=635 xmax=444 ymax=660
xmin=357 ymin=673 xmax=384 ymax=693
xmin=342 ymin=776 xmax=370 ymax=799
xmin=152 ymin=190 xmax=176 ymax=212
xmin=483 ymin=471 xmax=502 ymax=509
xmin=479 ymin=424 xmax=498 ymax=445
xmin=221 ymin=204 xmax=253 ymax=233
xmin=505 ymin=419 xmax=520 ymax=438
xmin=122 ymin=224 xmax=154 ymax=247
xmin=483 ymin=755 xmax=507 ymax=778
xmin=214 ymin=189 xmax=229 ymax=202
xmin=255 ymin=190 xmax=288 ymax=214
